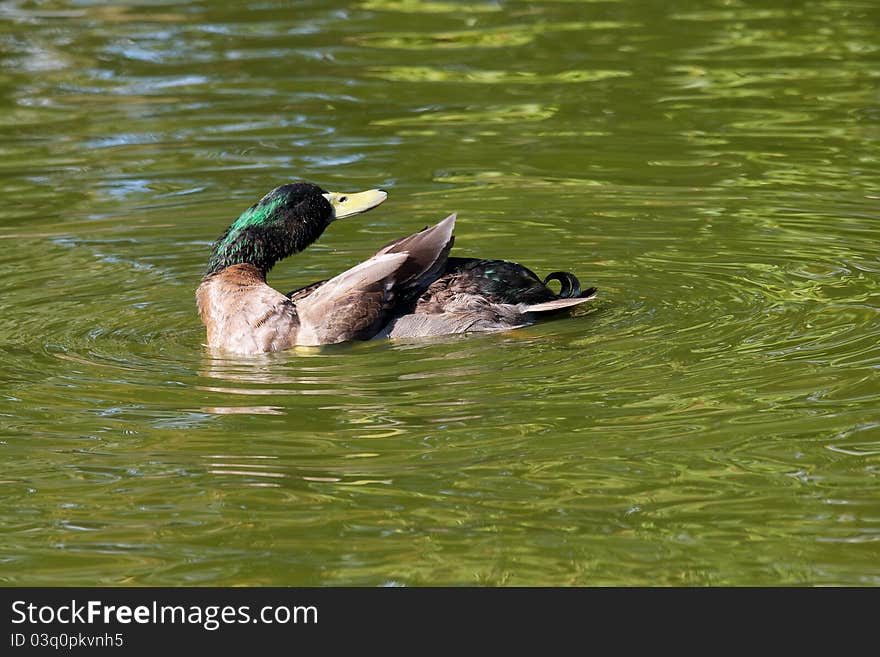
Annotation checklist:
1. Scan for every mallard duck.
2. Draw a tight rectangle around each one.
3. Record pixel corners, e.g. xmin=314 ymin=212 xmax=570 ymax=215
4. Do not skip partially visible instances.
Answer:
xmin=197 ymin=182 xmax=596 ymax=354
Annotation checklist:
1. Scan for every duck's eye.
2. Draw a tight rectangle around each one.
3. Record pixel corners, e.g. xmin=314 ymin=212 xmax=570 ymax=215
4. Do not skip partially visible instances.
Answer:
xmin=338 ymin=196 xmax=348 ymax=203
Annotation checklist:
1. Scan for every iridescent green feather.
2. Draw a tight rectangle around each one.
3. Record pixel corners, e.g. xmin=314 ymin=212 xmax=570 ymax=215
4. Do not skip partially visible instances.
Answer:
xmin=206 ymin=196 xmax=284 ymax=274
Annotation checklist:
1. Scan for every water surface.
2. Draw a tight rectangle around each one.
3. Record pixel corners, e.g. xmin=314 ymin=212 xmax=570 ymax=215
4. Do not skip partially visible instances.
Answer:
xmin=1 ymin=0 xmax=878 ymax=586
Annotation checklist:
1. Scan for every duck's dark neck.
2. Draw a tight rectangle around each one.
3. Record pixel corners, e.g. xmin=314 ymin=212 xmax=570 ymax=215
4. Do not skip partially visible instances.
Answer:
xmin=205 ymin=197 xmax=329 ymax=277
xmin=205 ymin=228 xmax=300 ymax=277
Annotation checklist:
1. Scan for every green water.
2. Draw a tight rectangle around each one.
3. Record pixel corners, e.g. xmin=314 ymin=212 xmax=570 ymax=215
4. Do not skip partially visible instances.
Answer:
xmin=1 ymin=0 xmax=878 ymax=586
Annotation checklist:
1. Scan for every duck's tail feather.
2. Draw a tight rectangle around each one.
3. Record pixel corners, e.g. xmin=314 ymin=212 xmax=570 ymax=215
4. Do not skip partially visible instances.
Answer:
xmin=526 ymin=288 xmax=597 ymax=314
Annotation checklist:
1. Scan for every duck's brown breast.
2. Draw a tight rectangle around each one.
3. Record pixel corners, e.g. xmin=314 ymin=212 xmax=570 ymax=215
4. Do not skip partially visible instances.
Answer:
xmin=196 ymin=264 xmax=300 ymax=354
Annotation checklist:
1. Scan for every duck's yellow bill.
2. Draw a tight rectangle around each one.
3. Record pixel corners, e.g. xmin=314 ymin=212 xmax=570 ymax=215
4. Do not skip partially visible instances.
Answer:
xmin=322 ymin=189 xmax=387 ymax=220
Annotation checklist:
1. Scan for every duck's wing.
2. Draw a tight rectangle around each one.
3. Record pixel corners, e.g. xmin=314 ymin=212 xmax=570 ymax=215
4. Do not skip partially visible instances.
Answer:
xmin=378 ymin=290 xmax=597 ymax=339
xmin=376 ymin=312 xmax=497 ymax=339
xmin=285 ymin=214 xmax=456 ymax=301
xmin=286 ymin=279 xmax=327 ymax=303
xmin=291 ymin=214 xmax=457 ymax=344
xmin=293 ymin=252 xmax=407 ymax=345
xmin=374 ymin=212 xmax=456 ymax=303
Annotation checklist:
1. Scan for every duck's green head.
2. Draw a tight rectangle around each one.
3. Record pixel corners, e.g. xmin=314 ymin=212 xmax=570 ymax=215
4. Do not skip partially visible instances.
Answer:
xmin=205 ymin=182 xmax=387 ymax=276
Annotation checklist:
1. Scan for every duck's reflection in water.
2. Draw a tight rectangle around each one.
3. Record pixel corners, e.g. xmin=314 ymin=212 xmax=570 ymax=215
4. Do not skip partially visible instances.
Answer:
xmin=196 ymin=346 xmax=372 ymax=400
xmin=193 ymin=342 xmax=494 ymax=489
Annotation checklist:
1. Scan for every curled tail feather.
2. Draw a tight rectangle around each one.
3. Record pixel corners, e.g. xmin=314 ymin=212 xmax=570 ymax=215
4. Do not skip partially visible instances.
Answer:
xmin=543 ymin=271 xmax=583 ymax=298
